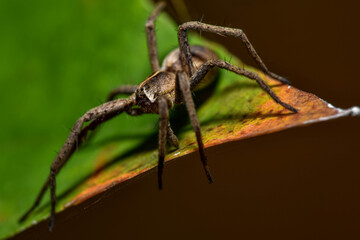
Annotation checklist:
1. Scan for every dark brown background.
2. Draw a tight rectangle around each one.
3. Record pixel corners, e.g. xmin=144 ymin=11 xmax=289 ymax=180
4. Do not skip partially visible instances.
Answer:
xmin=14 ymin=0 xmax=360 ymax=239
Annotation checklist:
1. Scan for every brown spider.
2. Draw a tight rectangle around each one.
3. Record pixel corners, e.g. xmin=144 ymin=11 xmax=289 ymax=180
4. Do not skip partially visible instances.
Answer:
xmin=19 ymin=2 xmax=297 ymax=230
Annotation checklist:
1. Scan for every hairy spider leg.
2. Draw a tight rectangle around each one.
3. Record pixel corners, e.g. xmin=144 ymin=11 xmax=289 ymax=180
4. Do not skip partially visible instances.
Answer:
xmin=189 ymin=59 xmax=298 ymax=113
xmin=19 ymin=97 xmax=135 ymax=230
xmin=158 ymin=96 xmax=170 ymax=189
xmin=91 ymin=18 xmax=165 ymax=137
xmin=106 ymin=1 xmax=166 ymax=102
xmin=146 ymin=2 xmax=166 ymax=72
xmin=178 ymin=21 xmax=290 ymax=84
xmin=80 ymin=85 xmax=138 ymax=143
xmin=18 ymin=103 xmax=124 ymax=224
xmin=177 ymin=72 xmax=213 ymax=183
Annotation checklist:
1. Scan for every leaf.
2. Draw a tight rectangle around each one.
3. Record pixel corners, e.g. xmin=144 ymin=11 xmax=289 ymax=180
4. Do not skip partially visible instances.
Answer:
xmin=0 ymin=0 xmax=358 ymax=238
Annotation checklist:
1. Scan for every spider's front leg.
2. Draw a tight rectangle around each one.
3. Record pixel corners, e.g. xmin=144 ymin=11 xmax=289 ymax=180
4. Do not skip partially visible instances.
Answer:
xmin=157 ymin=72 xmax=214 ymax=189
xmin=178 ymin=21 xmax=290 ymax=84
xmin=176 ymin=72 xmax=214 ymax=183
xmin=47 ymin=98 xmax=136 ymax=230
xmin=104 ymin=1 xmax=166 ymax=102
xmin=19 ymin=97 xmax=135 ymax=230
xmin=146 ymin=2 xmax=166 ymax=72
xmin=158 ymin=96 xmax=170 ymax=189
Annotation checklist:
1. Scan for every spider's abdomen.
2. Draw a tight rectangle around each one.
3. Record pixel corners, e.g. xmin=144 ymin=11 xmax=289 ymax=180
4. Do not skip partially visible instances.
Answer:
xmin=161 ymin=45 xmax=219 ymax=90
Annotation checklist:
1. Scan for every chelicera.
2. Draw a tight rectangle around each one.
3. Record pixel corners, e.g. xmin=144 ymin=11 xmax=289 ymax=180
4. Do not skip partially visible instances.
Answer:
xmin=19 ymin=2 xmax=298 ymax=230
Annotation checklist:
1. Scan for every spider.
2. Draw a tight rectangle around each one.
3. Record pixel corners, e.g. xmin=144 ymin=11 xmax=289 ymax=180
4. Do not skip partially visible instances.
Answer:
xmin=19 ymin=2 xmax=297 ymax=230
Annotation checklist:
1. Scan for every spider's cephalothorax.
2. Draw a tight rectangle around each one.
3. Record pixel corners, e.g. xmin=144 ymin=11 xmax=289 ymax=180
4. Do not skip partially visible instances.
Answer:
xmin=135 ymin=45 xmax=218 ymax=113
xmin=19 ymin=2 xmax=298 ymax=230
xmin=135 ymin=71 xmax=177 ymax=112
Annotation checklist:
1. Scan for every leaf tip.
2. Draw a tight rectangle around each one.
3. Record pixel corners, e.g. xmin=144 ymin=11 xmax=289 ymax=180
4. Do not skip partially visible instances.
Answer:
xmin=349 ymin=106 xmax=360 ymax=116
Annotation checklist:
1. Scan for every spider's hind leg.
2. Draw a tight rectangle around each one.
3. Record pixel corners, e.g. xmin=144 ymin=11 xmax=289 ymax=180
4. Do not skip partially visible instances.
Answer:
xmin=178 ymin=21 xmax=290 ymax=85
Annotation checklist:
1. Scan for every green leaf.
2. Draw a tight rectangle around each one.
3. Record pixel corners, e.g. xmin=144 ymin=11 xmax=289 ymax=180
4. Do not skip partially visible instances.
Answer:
xmin=0 ymin=0 xmax=358 ymax=238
